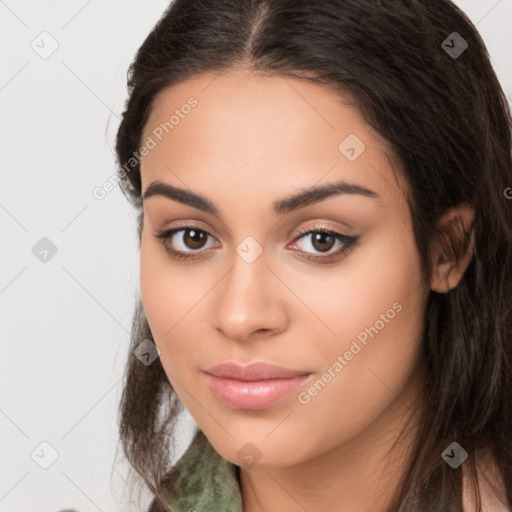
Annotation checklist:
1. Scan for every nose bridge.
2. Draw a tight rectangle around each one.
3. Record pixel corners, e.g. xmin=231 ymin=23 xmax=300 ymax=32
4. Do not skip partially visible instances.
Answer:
xmin=211 ymin=238 xmax=286 ymax=340
xmin=220 ymin=243 xmax=270 ymax=318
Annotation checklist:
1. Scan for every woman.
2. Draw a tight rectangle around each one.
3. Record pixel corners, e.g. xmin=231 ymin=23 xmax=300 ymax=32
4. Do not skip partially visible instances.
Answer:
xmin=115 ymin=0 xmax=512 ymax=510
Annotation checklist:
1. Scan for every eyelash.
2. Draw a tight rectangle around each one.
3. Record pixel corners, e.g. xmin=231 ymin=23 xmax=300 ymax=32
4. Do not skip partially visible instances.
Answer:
xmin=153 ymin=225 xmax=359 ymax=263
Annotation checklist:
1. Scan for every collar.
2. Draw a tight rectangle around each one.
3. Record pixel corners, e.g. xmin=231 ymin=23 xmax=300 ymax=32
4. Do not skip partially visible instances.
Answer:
xmin=162 ymin=427 xmax=243 ymax=512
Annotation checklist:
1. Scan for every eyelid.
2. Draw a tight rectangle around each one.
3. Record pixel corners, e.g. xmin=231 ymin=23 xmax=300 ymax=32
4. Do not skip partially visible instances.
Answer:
xmin=154 ymin=224 xmax=219 ymax=248
xmin=153 ymin=222 xmax=359 ymax=262
xmin=288 ymin=224 xmax=358 ymax=257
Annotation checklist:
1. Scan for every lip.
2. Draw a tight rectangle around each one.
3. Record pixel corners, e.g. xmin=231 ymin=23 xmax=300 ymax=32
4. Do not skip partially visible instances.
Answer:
xmin=204 ymin=362 xmax=312 ymax=410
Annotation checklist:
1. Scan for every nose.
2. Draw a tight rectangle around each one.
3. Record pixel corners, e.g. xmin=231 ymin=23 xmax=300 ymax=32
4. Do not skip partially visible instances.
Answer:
xmin=211 ymin=249 xmax=288 ymax=343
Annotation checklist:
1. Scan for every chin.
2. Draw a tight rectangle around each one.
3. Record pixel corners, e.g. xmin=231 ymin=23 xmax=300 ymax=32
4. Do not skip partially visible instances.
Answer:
xmin=207 ymin=430 xmax=309 ymax=469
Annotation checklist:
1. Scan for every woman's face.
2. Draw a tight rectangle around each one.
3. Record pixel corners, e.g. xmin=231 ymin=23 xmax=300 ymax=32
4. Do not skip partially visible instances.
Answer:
xmin=139 ymin=68 xmax=430 ymax=468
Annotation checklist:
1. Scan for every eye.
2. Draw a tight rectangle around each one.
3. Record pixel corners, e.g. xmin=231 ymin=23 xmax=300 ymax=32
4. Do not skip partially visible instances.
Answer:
xmin=153 ymin=225 xmax=359 ymax=263
xmin=289 ymin=227 xmax=359 ymax=262
xmin=154 ymin=226 xmax=219 ymax=261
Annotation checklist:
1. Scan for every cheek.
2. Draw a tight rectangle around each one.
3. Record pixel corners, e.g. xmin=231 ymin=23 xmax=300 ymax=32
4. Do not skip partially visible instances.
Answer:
xmin=140 ymin=239 xmax=168 ymax=332
xmin=284 ymin=219 xmax=424 ymax=348
xmin=297 ymin=297 xmax=424 ymax=451
xmin=295 ymin=225 xmax=427 ymax=435
xmin=139 ymin=232 xmax=185 ymax=348
xmin=139 ymin=232 xmax=210 ymax=378
xmin=331 ymin=222 xmax=426 ymax=377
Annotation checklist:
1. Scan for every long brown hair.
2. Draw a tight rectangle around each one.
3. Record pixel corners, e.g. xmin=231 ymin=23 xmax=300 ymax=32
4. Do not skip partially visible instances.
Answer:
xmin=115 ymin=0 xmax=512 ymax=509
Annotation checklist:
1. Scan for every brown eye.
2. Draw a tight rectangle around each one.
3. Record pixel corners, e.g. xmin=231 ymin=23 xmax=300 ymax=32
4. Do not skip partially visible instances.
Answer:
xmin=182 ymin=229 xmax=208 ymax=250
xmin=290 ymin=228 xmax=359 ymax=263
xmin=310 ymin=232 xmax=336 ymax=252
xmin=154 ymin=226 xmax=219 ymax=261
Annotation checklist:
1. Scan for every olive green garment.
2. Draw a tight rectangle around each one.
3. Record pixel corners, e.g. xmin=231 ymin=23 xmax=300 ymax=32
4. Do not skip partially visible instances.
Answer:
xmin=149 ymin=428 xmax=459 ymax=512
xmin=150 ymin=427 xmax=243 ymax=512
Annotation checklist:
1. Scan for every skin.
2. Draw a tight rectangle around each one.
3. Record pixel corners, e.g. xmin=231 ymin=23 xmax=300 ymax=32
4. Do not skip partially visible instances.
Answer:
xmin=138 ymin=67 xmax=475 ymax=511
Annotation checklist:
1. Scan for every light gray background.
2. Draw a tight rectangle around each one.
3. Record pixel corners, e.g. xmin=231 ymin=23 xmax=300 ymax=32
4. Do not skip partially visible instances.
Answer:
xmin=1 ymin=1 xmax=511 ymax=511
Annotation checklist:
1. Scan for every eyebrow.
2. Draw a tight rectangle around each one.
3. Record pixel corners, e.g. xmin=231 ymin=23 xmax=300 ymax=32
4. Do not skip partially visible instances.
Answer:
xmin=142 ymin=179 xmax=381 ymax=215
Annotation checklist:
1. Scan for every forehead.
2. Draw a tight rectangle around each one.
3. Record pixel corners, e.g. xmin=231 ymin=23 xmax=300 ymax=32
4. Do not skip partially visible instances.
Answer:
xmin=139 ymin=68 xmax=406 ymax=208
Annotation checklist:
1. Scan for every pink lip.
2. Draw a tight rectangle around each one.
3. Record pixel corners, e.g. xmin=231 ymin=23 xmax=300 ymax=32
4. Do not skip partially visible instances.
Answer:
xmin=204 ymin=362 xmax=312 ymax=410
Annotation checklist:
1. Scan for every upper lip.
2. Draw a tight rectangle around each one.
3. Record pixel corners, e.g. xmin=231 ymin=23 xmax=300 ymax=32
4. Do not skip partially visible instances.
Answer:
xmin=204 ymin=362 xmax=311 ymax=381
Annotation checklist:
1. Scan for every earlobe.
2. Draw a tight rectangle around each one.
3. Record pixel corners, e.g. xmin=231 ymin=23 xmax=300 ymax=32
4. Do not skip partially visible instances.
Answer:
xmin=430 ymin=203 xmax=475 ymax=293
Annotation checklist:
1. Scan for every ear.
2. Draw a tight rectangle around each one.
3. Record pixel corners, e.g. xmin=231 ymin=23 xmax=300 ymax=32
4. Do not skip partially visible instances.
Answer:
xmin=430 ymin=203 xmax=475 ymax=293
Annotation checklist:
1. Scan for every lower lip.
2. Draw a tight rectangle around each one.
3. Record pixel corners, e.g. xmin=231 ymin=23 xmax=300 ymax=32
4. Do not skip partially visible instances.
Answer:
xmin=205 ymin=373 xmax=312 ymax=410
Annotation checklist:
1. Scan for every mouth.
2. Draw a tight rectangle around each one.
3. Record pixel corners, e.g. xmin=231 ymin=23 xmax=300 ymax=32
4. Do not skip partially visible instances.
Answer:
xmin=203 ymin=361 xmax=313 ymax=410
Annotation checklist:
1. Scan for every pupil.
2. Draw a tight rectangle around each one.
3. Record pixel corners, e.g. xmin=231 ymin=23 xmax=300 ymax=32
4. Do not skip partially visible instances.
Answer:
xmin=312 ymin=233 xmax=334 ymax=252
xmin=185 ymin=229 xmax=206 ymax=249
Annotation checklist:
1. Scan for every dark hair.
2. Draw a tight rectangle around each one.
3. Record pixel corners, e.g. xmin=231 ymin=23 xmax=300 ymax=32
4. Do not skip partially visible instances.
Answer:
xmin=115 ymin=0 xmax=512 ymax=510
